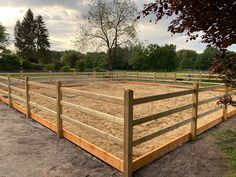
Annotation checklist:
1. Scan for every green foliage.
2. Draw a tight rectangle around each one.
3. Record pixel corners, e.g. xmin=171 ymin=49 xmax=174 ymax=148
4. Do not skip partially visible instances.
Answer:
xmin=215 ymin=129 xmax=236 ymax=176
xmin=0 ymin=53 xmax=21 ymax=71
xmin=76 ymin=60 xmax=86 ymax=72
xmin=14 ymin=9 xmax=50 ymax=63
xmin=45 ymin=63 xmax=54 ymax=71
xmin=195 ymin=47 xmax=219 ymax=70
xmin=128 ymin=44 xmax=177 ymax=71
xmin=177 ymin=49 xmax=198 ymax=69
xmin=22 ymin=60 xmax=32 ymax=70
xmin=31 ymin=63 xmax=43 ymax=70
xmin=62 ymin=50 xmax=81 ymax=68
xmin=84 ymin=52 xmax=108 ymax=70
xmin=0 ymin=23 xmax=9 ymax=50
xmin=62 ymin=65 xmax=71 ymax=72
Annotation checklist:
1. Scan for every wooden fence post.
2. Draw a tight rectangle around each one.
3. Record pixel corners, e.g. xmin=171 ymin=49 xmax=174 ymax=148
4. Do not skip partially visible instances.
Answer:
xmin=25 ymin=77 xmax=31 ymax=118
xmin=73 ymin=70 xmax=77 ymax=83
xmin=49 ymin=71 xmax=52 ymax=85
xmin=154 ymin=72 xmax=157 ymax=83
xmin=223 ymin=85 xmax=229 ymax=121
xmin=56 ymin=81 xmax=63 ymax=138
xmin=20 ymin=70 xmax=23 ymax=80
xmin=191 ymin=82 xmax=199 ymax=140
xmin=136 ymin=72 xmax=139 ymax=81
xmin=124 ymin=89 xmax=133 ymax=177
xmin=93 ymin=71 xmax=96 ymax=79
xmin=174 ymin=72 xmax=177 ymax=83
xmin=7 ymin=76 xmax=12 ymax=108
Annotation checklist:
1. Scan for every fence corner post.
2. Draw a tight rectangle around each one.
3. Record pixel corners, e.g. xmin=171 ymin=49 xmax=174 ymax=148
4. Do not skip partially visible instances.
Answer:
xmin=73 ymin=70 xmax=77 ymax=83
xmin=56 ymin=80 xmax=63 ymax=138
xmin=191 ymin=82 xmax=199 ymax=140
xmin=124 ymin=89 xmax=133 ymax=177
xmin=25 ymin=77 xmax=31 ymax=118
xmin=7 ymin=76 xmax=12 ymax=108
xmin=223 ymin=85 xmax=229 ymax=121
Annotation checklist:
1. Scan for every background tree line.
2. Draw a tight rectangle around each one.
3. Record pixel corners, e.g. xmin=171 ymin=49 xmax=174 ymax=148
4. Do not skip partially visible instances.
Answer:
xmin=0 ymin=2 xmax=235 ymax=73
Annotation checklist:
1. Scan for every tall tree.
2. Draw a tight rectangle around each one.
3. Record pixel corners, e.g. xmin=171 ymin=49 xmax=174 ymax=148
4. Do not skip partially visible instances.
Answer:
xmin=76 ymin=0 xmax=138 ymax=71
xmin=35 ymin=15 xmax=50 ymax=63
xmin=195 ymin=47 xmax=219 ymax=70
xmin=0 ymin=23 xmax=9 ymax=51
xmin=14 ymin=9 xmax=50 ymax=63
xmin=177 ymin=49 xmax=198 ymax=70
xmin=15 ymin=9 xmax=37 ymax=62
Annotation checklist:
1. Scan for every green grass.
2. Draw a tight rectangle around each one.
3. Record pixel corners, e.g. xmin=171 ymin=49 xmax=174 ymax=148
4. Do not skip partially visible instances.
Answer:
xmin=214 ymin=129 xmax=236 ymax=177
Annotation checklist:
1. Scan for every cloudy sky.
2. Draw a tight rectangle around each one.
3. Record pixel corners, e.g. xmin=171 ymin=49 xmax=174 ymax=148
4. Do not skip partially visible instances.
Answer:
xmin=0 ymin=0 xmax=235 ymax=53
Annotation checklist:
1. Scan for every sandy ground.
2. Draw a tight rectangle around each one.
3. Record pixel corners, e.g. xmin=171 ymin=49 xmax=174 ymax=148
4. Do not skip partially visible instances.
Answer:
xmin=0 ymin=81 xmax=235 ymax=160
xmin=0 ymin=102 xmax=234 ymax=177
xmin=0 ymin=103 xmax=121 ymax=177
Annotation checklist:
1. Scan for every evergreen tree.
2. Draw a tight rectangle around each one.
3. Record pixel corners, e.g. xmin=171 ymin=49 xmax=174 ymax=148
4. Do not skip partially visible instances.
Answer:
xmin=14 ymin=9 xmax=50 ymax=63
xmin=0 ymin=23 xmax=9 ymax=51
xmin=35 ymin=15 xmax=50 ymax=63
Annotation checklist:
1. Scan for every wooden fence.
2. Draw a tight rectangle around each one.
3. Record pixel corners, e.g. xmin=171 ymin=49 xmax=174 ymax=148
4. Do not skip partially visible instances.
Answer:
xmin=0 ymin=75 xmax=235 ymax=177
xmin=0 ymin=71 xmax=224 ymax=86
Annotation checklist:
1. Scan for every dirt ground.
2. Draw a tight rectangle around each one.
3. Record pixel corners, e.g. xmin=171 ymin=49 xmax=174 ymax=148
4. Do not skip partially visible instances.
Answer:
xmin=1 ymin=81 xmax=235 ymax=160
xmin=0 ymin=102 xmax=234 ymax=177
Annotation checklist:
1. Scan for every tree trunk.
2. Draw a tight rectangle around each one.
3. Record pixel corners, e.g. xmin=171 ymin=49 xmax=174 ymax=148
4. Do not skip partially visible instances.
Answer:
xmin=108 ymin=48 xmax=113 ymax=71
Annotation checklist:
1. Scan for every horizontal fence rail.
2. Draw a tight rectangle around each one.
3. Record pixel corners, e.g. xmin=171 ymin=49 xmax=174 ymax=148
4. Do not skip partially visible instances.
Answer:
xmin=133 ymin=117 xmax=194 ymax=146
xmin=133 ymin=103 xmax=194 ymax=126
xmin=61 ymin=100 xmax=123 ymax=125
xmin=0 ymin=74 xmax=234 ymax=177
xmin=61 ymin=114 xmax=123 ymax=145
xmin=133 ymin=89 xmax=194 ymax=105
xmin=61 ymin=87 xmax=124 ymax=105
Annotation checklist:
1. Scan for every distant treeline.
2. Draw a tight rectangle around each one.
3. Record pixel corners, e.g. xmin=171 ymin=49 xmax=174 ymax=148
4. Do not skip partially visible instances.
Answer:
xmin=0 ymin=9 xmax=235 ymax=72
xmin=1 ymin=43 xmax=234 ymax=72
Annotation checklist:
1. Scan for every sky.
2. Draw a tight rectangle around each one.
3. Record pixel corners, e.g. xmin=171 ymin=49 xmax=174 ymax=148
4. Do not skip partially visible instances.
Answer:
xmin=0 ymin=0 xmax=235 ymax=53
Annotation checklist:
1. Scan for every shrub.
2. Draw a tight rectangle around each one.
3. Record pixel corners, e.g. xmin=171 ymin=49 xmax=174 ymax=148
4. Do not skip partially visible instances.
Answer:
xmin=93 ymin=67 xmax=105 ymax=72
xmin=76 ymin=60 xmax=86 ymax=71
xmin=22 ymin=60 xmax=32 ymax=70
xmin=31 ymin=63 xmax=43 ymax=70
xmin=45 ymin=63 xmax=54 ymax=71
xmin=62 ymin=65 xmax=70 ymax=72
xmin=0 ymin=54 xmax=21 ymax=71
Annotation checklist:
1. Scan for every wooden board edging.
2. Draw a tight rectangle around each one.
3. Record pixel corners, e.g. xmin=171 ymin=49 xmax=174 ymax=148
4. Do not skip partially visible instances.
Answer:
xmin=0 ymin=94 xmax=123 ymax=172
xmin=133 ymin=108 xmax=236 ymax=172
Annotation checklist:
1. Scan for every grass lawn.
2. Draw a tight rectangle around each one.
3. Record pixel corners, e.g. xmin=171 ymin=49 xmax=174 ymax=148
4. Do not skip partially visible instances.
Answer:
xmin=214 ymin=129 xmax=236 ymax=177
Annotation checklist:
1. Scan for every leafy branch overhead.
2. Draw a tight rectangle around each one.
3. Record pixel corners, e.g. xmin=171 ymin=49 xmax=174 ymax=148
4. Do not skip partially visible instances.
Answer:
xmin=139 ymin=0 xmax=236 ymax=50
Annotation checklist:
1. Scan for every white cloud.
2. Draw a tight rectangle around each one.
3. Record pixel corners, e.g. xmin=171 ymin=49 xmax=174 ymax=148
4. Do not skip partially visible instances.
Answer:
xmin=0 ymin=0 xmax=235 ymax=53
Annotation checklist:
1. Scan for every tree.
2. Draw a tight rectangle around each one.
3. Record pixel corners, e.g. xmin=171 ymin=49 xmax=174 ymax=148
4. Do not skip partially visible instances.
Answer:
xmin=0 ymin=23 xmax=9 ymax=51
xmin=0 ymin=51 xmax=21 ymax=71
xmin=76 ymin=0 xmax=138 ymax=71
xmin=35 ymin=15 xmax=50 ymax=63
xmin=128 ymin=44 xmax=148 ymax=71
xmin=139 ymin=0 xmax=235 ymax=51
xmin=195 ymin=47 xmax=219 ymax=70
xmin=62 ymin=50 xmax=82 ymax=68
xmin=14 ymin=9 xmax=50 ymax=63
xmin=177 ymin=49 xmax=198 ymax=70
xmin=140 ymin=0 xmax=236 ymax=104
